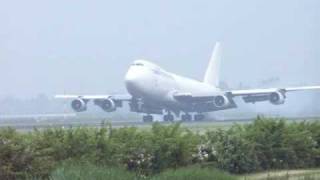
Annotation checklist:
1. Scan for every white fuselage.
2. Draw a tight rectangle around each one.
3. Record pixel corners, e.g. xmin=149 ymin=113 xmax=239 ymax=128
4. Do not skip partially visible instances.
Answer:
xmin=125 ymin=60 xmax=222 ymax=108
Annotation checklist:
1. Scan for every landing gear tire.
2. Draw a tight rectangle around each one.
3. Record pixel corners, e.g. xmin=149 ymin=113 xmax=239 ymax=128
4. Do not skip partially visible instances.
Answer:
xmin=194 ymin=114 xmax=205 ymax=121
xmin=181 ymin=114 xmax=192 ymax=122
xmin=163 ymin=114 xmax=174 ymax=122
xmin=143 ymin=115 xmax=153 ymax=123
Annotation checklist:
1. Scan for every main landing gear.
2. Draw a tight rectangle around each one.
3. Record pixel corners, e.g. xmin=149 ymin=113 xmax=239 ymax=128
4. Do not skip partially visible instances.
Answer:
xmin=142 ymin=113 xmax=205 ymax=123
xmin=181 ymin=113 xmax=205 ymax=122
xmin=143 ymin=115 xmax=153 ymax=123
xmin=194 ymin=114 xmax=205 ymax=121
xmin=163 ymin=114 xmax=174 ymax=122
xmin=181 ymin=114 xmax=192 ymax=122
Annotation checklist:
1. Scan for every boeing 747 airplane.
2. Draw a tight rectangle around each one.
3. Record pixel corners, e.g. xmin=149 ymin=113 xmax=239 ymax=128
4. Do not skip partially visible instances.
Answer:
xmin=56 ymin=43 xmax=320 ymax=122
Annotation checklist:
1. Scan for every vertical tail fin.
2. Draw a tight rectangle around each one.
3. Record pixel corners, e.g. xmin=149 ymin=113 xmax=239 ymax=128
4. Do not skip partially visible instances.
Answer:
xmin=203 ymin=42 xmax=221 ymax=87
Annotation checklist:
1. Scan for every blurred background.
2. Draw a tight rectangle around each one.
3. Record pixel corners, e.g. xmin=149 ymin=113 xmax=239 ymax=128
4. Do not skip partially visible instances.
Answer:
xmin=0 ymin=0 xmax=319 ymax=119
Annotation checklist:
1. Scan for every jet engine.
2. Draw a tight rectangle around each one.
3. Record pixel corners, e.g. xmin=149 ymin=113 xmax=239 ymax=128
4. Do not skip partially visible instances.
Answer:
xmin=71 ymin=98 xmax=87 ymax=112
xmin=214 ymin=95 xmax=230 ymax=108
xmin=96 ymin=99 xmax=117 ymax=112
xmin=270 ymin=91 xmax=285 ymax=105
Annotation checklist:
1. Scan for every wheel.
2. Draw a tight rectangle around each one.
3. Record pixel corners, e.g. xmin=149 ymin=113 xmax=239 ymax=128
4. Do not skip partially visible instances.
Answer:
xmin=181 ymin=114 xmax=192 ymax=122
xmin=163 ymin=115 xmax=168 ymax=122
xmin=163 ymin=114 xmax=174 ymax=122
xmin=194 ymin=114 xmax=205 ymax=121
xmin=143 ymin=115 xmax=153 ymax=123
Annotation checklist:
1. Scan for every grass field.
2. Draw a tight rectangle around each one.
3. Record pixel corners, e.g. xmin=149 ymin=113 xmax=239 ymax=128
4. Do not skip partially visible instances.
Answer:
xmin=48 ymin=164 xmax=320 ymax=180
xmin=239 ymin=169 xmax=320 ymax=180
xmin=48 ymin=164 xmax=236 ymax=180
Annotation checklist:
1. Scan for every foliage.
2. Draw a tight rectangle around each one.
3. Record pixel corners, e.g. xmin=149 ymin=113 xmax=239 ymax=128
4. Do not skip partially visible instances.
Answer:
xmin=205 ymin=125 xmax=259 ymax=173
xmin=0 ymin=128 xmax=42 ymax=179
xmin=1 ymin=117 xmax=320 ymax=179
xmin=49 ymin=163 xmax=236 ymax=180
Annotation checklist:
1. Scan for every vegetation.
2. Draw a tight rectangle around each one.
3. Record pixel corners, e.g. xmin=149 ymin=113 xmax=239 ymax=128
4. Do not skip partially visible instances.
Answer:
xmin=240 ymin=169 xmax=320 ymax=180
xmin=49 ymin=163 xmax=236 ymax=180
xmin=50 ymin=163 xmax=138 ymax=180
xmin=1 ymin=117 xmax=320 ymax=179
xmin=150 ymin=167 xmax=236 ymax=180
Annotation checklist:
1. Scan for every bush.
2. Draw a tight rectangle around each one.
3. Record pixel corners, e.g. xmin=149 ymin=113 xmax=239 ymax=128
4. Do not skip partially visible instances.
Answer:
xmin=1 ymin=117 xmax=320 ymax=178
xmin=149 ymin=123 xmax=199 ymax=173
xmin=0 ymin=128 xmax=38 ymax=179
xmin=206 ymin=126 xmax=259 ymax=173
xmin=244 ymin=118 xmax=319 ymax=170
xmin=204 ymin=117 xmax=320 ymax=173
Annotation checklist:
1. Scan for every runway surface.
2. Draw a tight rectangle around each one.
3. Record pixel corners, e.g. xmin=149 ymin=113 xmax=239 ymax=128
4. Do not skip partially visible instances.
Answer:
xmin=0 ymin=114 xmax=319 ymax=132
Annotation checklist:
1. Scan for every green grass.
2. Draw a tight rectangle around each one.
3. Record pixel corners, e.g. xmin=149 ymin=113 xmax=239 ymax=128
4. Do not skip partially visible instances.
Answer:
xmin=150 ymin=167 xmax=237 ymax=180
xmin=48 ymin=163 xmax=237 ymax=180
xmin=49 ymin=163 xmax=138 ymax=180
xmin=239 ymin=169 xmax=320 ymax=180
xmin=26 ymin=163 xmax=320 ymax=180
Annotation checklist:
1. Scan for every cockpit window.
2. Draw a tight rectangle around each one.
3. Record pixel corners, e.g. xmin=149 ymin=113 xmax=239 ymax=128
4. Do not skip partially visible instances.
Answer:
xmin=132 ymin=62 xmax=144 ymax=66
xmin=135 ymin=63 xmax=144 ymax=66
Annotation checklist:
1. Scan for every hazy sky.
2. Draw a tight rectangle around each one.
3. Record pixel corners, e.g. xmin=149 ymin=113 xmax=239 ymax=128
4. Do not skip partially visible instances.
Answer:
xmin=1 ymin=0 xmax=319 ymax=98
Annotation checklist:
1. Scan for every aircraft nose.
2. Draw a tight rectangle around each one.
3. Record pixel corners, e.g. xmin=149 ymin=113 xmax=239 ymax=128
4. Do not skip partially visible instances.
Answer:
xmin=125 ymin=68 xmax=141 ymax=84
xmin=125 ymin=67 xmax=146 ymax=96
xmin=125 ymin=76 xmax=138 ymax=90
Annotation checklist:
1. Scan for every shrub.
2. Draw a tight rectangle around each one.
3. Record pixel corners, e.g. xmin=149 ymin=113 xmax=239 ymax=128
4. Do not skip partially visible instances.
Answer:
xmin=149 ymin=123 xmax=199 ymax=173
xmin=206 ymin=126 xmax=259 ymax=173
xmin=244 ymin=118 xmax=319 ymax=170
xmin=0 ymin=128 xmax=36 ymax=179
xmin=1 ymin=117 xmax=320 ymax=177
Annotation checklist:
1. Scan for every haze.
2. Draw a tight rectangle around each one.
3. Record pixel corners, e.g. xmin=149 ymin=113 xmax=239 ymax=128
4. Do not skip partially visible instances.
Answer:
xmin=0 ymin=0 xmax=319 ymax=117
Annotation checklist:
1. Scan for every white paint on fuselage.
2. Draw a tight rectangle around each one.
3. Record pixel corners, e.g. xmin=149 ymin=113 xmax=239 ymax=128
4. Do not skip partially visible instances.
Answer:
xmin=125 ymin=60 xmax=223 ymax=108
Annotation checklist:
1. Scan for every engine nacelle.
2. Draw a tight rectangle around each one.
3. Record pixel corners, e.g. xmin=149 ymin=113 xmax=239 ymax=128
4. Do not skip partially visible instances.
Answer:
xmin=214 ymin=95 xmax=230 ymax=108
xmin=270 ymin=91 xmax=285 ymax=105
xmin=71 ymin=98 xmax=87 ymax=112
xmin=96 ymin=99 xmax=117 ymax=112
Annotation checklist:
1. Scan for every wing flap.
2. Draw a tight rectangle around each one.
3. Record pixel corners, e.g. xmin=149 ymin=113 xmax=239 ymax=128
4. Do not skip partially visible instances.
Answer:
xmin=173 ymin=92 xmax=217 ymax=102
xmin=55 ymin=94 xmax=131 ymax=101
xmin=230 ymin=88 xmax=278 ymax=96
xmin=173 ymin=85 xmax=320 ymax=104
xmin=230 ymin=86 xmax=320 ymax=97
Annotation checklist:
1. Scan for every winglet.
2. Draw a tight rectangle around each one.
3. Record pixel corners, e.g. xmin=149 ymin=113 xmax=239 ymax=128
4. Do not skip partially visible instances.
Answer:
xmin=203 ymin=42 xmax=221 ymax=87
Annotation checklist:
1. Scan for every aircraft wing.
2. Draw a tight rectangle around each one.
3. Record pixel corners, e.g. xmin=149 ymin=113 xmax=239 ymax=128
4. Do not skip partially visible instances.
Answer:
xmin=55 ymin=94 xmax=132 ymax=113
xmin=173 ymin=85 xmax=320 ymax=104
xmin=230 ymin=86 xmax=320 ymax=96
xmin=55 ymin=94 xmax=131 ymax=101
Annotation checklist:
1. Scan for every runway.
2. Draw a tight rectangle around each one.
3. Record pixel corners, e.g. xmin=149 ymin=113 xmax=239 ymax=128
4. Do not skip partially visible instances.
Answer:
xmin=0 ymin=114 xmax=319 ymax=132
